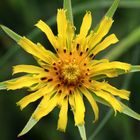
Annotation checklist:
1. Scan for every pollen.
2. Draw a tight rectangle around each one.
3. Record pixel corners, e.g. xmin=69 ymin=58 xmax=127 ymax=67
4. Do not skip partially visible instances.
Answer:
xmin=61 ymin=63 xmax=81 ymax=84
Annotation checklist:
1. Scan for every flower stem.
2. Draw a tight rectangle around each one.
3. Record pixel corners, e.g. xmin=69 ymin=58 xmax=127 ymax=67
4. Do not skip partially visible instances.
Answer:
xmin=63 ymin=0 xmax=73 ymax=23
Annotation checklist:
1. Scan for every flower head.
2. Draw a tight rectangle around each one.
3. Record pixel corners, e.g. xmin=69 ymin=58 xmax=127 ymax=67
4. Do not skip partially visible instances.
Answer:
xmin=6 ymin=9 xmax=131 ymax=132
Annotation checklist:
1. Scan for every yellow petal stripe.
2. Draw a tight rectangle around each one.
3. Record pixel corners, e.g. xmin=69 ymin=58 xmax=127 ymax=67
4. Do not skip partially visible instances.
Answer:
xmin=6 ymin=76 xmax=38 ymax=90
xmin=91 ymin=34 xmax=119 ymax=56
xmin=18 ymin=37 xmax=54 ymax=64
xmin=57 ymin=97 xmax=68 ymax=132
xmin=88 ymin=16 xmax=113 ymax=49
xmin=13 ymin=65 xmax=45 ymax=75
xmin=57 ymin=9 xmax=67 ymax=39
xmin=91 ymin=80 xmax=130 ymax=100
xmin=74 ymin=90 xmax=85 ymax=125
xmin=94 ymin=90 xmax=122 ymax=114
xmin=90 ymin=61 xmax=131 ymax=75
xmin=101 ymin=82 xmax=130 ymax=100
xmin=35 ymin=20 xmax=57 ymax=48
xmin=34 ymin=94 xmax=58 ymax=121
xmin=17 ymin=85 xmax=55 ymax=110
xmin=79 ymin=11 xmax=92 ymax=39
xmin=69 ymin=93 xmax=75 ymax=112
xmin=80 ymin=87 xmax=99 ymax=122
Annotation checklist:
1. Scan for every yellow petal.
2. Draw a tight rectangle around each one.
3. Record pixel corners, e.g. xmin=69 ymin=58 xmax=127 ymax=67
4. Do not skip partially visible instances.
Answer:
xmin=57 ymin=97 xmax=68 ymax=132
xmin=79 ymin=11 xmax=92 ymax=38
xmin=13 ymin=65 xmax=45 ymax=75
xmin=69 ymin=93 xmax=75 ymax=112
xmin=94 ymin=90 xmax=122 ymax=114
xmin=91 ymin=34 xmax=118 ymax=55
xmin=98 ymin=82 xmax=130 ymax=100
xmin=74 ymin=90 xmax=85 ymax=125
xmin=34 ymin=94 xmax=58 ymax=121
xmin=18 ymin=37 xmax=54 ymax=64
xmin=17 ymin=85 xmax=54 ymax=110
xmin=80 ymin=87 xmax=99 ymax=122
xmin=88 ymin=16 xmax=113 ymax=49
xmin=6 ymin=76 xmax=38 ymax=90
xmin=91 ymin=61 xmax=131 ymax=75
xmin=35 ymin=20 xmax=57 ymax=47
xmin=57 ymin=9 xmax=67 ymax=40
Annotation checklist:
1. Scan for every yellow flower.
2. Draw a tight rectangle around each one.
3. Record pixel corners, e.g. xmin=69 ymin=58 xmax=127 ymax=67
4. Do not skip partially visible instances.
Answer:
xmin=6 ymin=9 xmax=131 ymax=132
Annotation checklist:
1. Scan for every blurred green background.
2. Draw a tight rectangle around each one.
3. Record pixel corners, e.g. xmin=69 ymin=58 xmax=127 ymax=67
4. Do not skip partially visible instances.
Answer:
xmin=0 ymin=0 xmax=140 ymax=140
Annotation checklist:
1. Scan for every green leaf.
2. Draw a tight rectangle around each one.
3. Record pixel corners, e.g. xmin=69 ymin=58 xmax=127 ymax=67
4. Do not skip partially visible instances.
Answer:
xmin=78 ymin=125 xmax=87 ymax=140
xmin=92 ymin=94 xmax=140 ymax=121
xmin=18 ymin=107 xmax=39 ymax=137
xmin=92 ymin=65 xmax=140 ymax=81
xmin=63 ymin=0 xmax=73 ymax=23
xmin=121 ymin=102 xmax=140 ymax=121
xmin=106 ymin=0 xmax=120 ymax=18
xmin=130 ymin=65 xmax=140 ymax=72
xmin=0 ymin=25 xmax=22 ymax=42
xmin=0 ymin=82 xmax=7 ymax=90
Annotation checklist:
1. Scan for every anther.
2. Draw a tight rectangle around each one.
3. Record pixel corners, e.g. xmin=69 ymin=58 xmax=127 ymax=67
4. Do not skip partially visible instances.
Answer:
xmin=69 ymin=90 xmax=72 ymax=94
xmin=57 ymin=84 xmax=61 ymax=87
xmin=70 ymin=52 xmax=72 ymax=55
xmin=76 ymin=44 xmax=80 ymax=50
xmin=40 ymin=77 xmax=47 ymax=81
xmin=56 ymin=48 xmax=59 ymax=52
xmin=84 ymin=63 xmax=87 ymax=66
xmin=63 ymin=49 xmax=66 ymax=53
xmin=89 ymin=79 xmax=92 ymax=82
xmin=48 ymin=78 xmax=53 ymax=82
xmin=89 ymin=53 xmax=94 ymax=58
xmin=86 ymin=73 xmax=88 ymax=76
xmin=44 ymin=69 xmax=49 ymax=72
xmin=79 ymin=84 xmax=82 ymax=87
xmin=56 ymin=72 xmax=59 ymax=75
xmin=86 ymin=48 xmax=89 ymax=52
xmin=53 ymin=67 xmax=57 ymax=70
xmin=87 ymin=68 xmax=90 ymax=71
xmin=58 ymin=90 xmax=62 ymax=93
xmin=80 ymin=52 xmax=83 ymax=56
xmin=53 ymin=63 xmax=56 ymax=65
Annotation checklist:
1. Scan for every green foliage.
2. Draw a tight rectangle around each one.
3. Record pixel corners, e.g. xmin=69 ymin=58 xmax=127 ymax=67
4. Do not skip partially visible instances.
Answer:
xmin=0 ymin=0 xmax=140 ymax=140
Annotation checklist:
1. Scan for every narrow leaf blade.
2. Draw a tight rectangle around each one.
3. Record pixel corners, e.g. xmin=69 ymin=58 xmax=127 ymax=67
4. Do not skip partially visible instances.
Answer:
xmin=0 ymin=25 xmax=22 ymax=42
xmin=18 ymin=107 xmax=39 ymax=137
xmin=106 ymin=0 xmax=120 ymax=18
xmin=121 ymin=102 xmax=140 ymax=121
xmin=93 ymin=94 xmax=140 ymax=121
xmin=78 ymin=125 xmax=87 ymax=140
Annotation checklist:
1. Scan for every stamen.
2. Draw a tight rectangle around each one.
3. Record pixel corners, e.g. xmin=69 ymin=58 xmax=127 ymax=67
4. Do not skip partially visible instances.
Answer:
xmin=63 ymin=49 xmax=66 ymax=53
xmin=56 ymin=72 xmax=59 ymax=75
xmin=84 ymin=63 xmax=87 ymax=66
xmin=86 ymin=48 xmax=89 ymax=52
xmin=58 ymin=90 xmax=62 ymax=93
xmin=40 ymin=77 xmax=47 ymax=81
xmin=57 ymin=84 xmax=61 ymax=87
xmin=44 ymin=69 xmax=49 ymax=72
xmin=89 ymin=79 xmax=92 ymax=82
xmin=48 ymin=78 xmax=53 ymax=82
xmin=70 ymin=52 xmax=72 ymax=55
xmin=53 ymin=63 xmax=56 ymax=65
xmin=54 ymin=67 xmax=57 ymax=70
xmin=89 ymin=53 xmax=94 ymax=58
xmin=69 ymin=90 xmax=72 ymax=94
xmin=80 ymin=52 xmax=83 ymax=56
xmin=76 ymin=44 xmax=80 ymax=50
